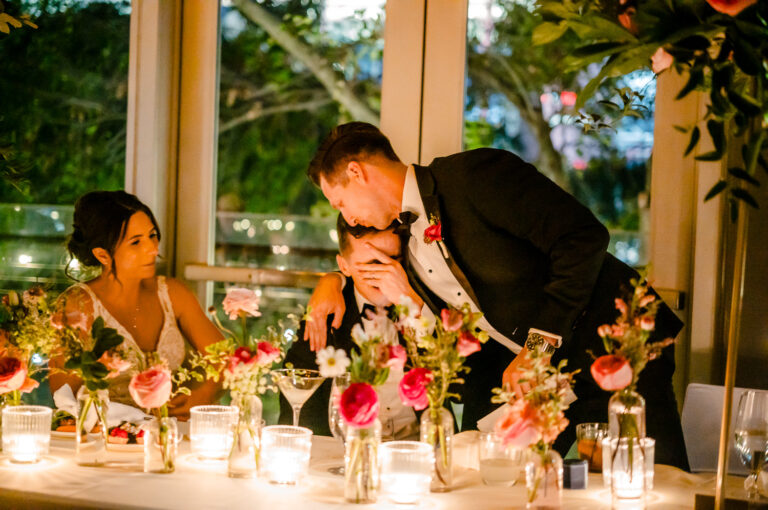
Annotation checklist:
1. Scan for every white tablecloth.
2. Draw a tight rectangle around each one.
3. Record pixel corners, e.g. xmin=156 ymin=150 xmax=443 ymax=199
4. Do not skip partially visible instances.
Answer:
xmin=0 ymin=434 xmax=752 ymax=509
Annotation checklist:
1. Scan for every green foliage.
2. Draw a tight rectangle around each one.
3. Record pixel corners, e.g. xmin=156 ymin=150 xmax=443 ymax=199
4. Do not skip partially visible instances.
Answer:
xmin=62 ymin=316 xmax=123 ymax=391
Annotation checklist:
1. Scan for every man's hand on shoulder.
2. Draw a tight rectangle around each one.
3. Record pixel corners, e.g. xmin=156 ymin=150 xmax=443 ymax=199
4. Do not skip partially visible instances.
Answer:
xmin=304 ymin=272 xmax=346 ymax=352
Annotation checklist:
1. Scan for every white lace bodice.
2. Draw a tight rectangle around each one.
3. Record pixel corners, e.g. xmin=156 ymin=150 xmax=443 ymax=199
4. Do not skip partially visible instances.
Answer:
xmin=73 ymin=276 xmax=186 ymax=404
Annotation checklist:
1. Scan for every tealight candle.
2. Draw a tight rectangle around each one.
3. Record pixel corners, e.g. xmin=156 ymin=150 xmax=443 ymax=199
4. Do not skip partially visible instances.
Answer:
xmin=380 ymin=441 xmax=433 ymax=505
xmin=260 ymin=425 xmax=312 ymax=485
xmin=190 ymin=405 xmax=238 ymax=461
xmin=2 ymin=405 xmax=52 ymax=464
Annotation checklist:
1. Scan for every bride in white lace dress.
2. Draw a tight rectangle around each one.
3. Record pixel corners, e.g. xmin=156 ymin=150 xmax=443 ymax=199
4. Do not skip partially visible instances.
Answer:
xmin=50 ymin=191 xmax=223 ymax=418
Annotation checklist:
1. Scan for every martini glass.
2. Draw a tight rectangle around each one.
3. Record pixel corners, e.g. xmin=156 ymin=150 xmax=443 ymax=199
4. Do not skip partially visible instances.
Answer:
xmin=274 ymin=368 xmax=325 ymax=427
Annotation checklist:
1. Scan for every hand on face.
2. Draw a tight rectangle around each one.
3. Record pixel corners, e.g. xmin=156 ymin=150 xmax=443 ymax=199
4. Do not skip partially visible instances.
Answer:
xmin=352 ymin=240 xmax=423 ymax=310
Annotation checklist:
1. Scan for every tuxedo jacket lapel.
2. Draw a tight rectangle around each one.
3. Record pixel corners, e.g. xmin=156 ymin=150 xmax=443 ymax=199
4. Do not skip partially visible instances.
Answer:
xmin=412 ymin=165 xmax=481 ymax=308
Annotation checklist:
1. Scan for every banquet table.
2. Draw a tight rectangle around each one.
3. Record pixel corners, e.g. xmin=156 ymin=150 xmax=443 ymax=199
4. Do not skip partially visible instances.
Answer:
xmin=0 ymin=433 xmax=755 ymax=510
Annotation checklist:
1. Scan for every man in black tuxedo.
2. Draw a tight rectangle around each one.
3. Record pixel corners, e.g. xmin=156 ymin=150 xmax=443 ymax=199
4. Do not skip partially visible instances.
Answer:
xmin=279 ymin=215 xmax=418 ymax=437
xmin=302 ymin=122 xmax=689 ymax=470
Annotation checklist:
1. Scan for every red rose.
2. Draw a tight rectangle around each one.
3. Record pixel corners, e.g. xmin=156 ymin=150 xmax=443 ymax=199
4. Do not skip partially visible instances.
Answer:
xmin=0 ymin=357 xmax=27 ymax=394
xmin=423 ymin=222 xmax=442 ymax=243
xmin=457 ymin=331 xmax=481 ymax=357
xmin=254 ymin=342 xmax=280 ymax=365
xmin=440 ymin=309 xmax=463 ymax=332
xmin=340 ymin=383 xmax=380 ymax=427
xmin=385 ymin=344 xmax=407 ymax=371
xmin=591 ymin=355 xmax=633 ymax=391
xmin=398 ymin=367 xmax=433 ymax=411
xmin=129 ymin=364 xmax=172 ymax=409
xmin=706 ymin=0 xmax=757 ymax=16
xmin=495 ymin=400 xmax=540 ymax=448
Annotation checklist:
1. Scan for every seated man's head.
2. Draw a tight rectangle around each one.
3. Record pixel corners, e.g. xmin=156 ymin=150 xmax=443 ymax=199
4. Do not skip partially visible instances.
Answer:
xmin=308 ymin=122 xmax=405 ymax=230
xmin=335 ymin=214 xmax=401 ymax=308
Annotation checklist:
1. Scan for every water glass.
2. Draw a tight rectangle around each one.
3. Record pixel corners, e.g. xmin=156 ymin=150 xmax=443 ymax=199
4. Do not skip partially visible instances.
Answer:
xmin=734 ymin=390 xmax=768 ymax=497
xmin=380 ymin=441 xmax=433 ymax=505
xmin=2 ymin=405 xmax=52 ymax=463
xmin=190 ymin=405 xmax=238 ymax=461
xmin=260 ymin=425 xmax=312 ymax=485
xmin=478 ymin=432 xmax=523 ymax=486
xmin=576 ymin=422 xmax=607 ymax=472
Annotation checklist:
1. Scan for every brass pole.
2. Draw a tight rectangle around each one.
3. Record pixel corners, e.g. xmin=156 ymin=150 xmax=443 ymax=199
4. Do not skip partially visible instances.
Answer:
xmin=714 ymin=200 xmax=749 ymax=510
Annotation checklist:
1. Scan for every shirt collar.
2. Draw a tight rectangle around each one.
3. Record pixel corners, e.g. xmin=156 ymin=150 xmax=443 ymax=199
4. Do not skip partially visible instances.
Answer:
xmin=401 ymin=165 xmax=426 ymax=217
xmin=354 ymin=287 xmax=372 ymax=314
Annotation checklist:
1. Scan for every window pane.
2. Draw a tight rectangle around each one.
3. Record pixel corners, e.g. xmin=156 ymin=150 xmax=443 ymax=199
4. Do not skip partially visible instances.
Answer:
xmin=465 ymin=0 xmax=652 ymax=266
xmin=215 ymin=0 xmax=385 ymax=321
xmin=0 ymin=1 xmax=131 ymax=292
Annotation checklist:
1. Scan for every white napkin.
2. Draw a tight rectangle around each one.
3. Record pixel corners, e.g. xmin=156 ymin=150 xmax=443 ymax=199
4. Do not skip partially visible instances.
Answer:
xmin=52 ymin=384 xmax=151 ymax=431
xmin=476 ymin=388 xmax=578 ymax=433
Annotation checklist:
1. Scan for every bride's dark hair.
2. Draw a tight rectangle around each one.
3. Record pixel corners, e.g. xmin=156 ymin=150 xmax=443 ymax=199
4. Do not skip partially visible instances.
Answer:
xmin=66 ymin=191 xmax=161 ymax=280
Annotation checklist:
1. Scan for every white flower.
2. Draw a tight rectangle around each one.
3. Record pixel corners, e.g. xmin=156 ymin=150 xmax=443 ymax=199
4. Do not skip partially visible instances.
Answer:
xmin=315 ymin=347 xmax=350 ymax=377
xmin=355 ymin=308 xmax=400 ymax=346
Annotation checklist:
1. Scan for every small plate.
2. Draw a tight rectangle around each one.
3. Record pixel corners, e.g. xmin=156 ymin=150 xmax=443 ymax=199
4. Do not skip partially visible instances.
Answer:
xmin=51 ymin=431 xmax=95 ymax=440
xmin=107 ymin=435 xmax=182 ymax=453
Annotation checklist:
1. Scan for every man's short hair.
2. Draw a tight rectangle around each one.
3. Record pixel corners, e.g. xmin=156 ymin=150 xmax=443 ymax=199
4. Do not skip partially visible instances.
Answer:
xmin=308 ymin=122 xmax=401 ymax=187
xmin=336 ymin=213 xmax=397 ymax=255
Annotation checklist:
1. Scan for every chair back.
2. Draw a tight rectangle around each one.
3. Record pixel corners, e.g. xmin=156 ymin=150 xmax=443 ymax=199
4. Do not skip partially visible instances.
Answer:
xmin=681 ymin=383 xmax=752 ymax=474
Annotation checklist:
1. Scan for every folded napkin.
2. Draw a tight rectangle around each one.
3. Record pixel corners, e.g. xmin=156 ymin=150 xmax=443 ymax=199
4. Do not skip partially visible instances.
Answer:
xmin=52 ymin=384 xmax=151 ymax=431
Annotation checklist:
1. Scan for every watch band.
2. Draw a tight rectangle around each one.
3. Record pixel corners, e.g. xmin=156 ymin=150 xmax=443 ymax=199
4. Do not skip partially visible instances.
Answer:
xmin=525 ymin=332 xmax=557 ymax=355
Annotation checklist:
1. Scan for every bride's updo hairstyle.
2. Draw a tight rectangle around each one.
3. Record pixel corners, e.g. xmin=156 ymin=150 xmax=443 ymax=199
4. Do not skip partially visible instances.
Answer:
xmin=66 ymin=191 xmax=161 ymax=279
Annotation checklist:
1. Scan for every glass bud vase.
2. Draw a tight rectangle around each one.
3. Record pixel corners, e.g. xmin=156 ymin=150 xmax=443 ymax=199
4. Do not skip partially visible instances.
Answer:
xmin=143 ymin=416 xmax=178 ymax=474
xmin=75 ymin=390 xmax=109 ymax=466
xmin=344 ymin=419 xmax=381 ymax=504
xmin=606 ymin=389 xmax=647 ymax=500
xmin=228 ymin=395 xmax=263 ymax=479
xmin=525 ymin=448 xmax=563 ymax=509
xmin=420 ymin=407 xmax=454 ymax=492
xmin=608 ymin=390 xmax=646 ymax=440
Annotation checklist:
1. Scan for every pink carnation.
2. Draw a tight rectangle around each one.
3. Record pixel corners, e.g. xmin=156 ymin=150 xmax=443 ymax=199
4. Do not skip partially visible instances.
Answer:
xmin=590 ymin=355 xmax=633 ymax=392
xmin=398 ymin=367 xmax=433 ymax=411
xmin=340 ymin=383 xmax=380 ymax=427
xmin=457 ymin=331 xmax=481 ymax=357
xmin=440 ymin=309 xmax=463 ymax=332
xmin=222 ymin=288 xmax=261 ymax=320
xmin=129 ymin=365 xmax=172 ymax=409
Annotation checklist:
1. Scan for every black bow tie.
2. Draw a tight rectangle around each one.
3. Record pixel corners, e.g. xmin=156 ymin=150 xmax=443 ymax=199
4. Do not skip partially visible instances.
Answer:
xmin=361 ymin=303 xmax=377 ymax=318
xmin=395 ymin=211 xmax=417 ymax=237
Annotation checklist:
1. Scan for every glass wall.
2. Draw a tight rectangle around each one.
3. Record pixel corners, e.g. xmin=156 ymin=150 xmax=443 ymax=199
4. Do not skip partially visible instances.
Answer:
xmin=464 ymin=0 xmax=653 ymax=266
xmin=214 ymin=0 xmax=385 ymax=325
xmin=0 ymin=0 xmax=131 ymax=293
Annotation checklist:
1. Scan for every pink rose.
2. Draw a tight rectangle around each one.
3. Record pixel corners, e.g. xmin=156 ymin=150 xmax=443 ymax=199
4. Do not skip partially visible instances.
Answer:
xmin=597 ymin=324 xmax=613 ymax=338
xmin=222 ymin=288 xmax=261 ymax=320
xmin=50 ymin=309 xmax=89 ymax=332
xmin=495 ymin=400 xmax=540 ymax=448
xmin=398 ymin=367 xmax=433 ymax=411
xmin=651 ymin=47 xmax=674 ymax=74
xmin=440 ymin=309 xmax=463 ymax=332
xmin=254 ymin=342 xmax=280 ymax=365
xmin=0 ymin=357 xmax=27 ymax=394
xmin=340 ymin=383 xmax=380 ymax=427
xmin=706 ymin=0 xmax=757 ymax=16
xmin=129 ymin=365 xmax=172 ymax=409
xmin=385 ymin=344 xmax=407 ymax=371
xmin=457 ymin=331 xmax=481 ymax=357
xmin=591 ymin=355 xmax=633 ymax=391
xmin=640 ymin=316 xmax=655 ymax=331
xmin=98 ymin=351 xmax=132 ymax=379
xmin=423 ymin=222 xmax=442 ymax=243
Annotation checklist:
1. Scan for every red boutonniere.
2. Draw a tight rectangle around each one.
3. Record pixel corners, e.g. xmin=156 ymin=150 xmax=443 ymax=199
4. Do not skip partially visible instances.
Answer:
xmin=423 ymin=220 xmax=442 ymax=244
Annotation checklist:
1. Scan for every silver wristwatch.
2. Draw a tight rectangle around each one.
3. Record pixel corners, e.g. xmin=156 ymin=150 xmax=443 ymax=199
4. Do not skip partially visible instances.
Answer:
xmin=525 ymin=332 xmax=557 ymax=355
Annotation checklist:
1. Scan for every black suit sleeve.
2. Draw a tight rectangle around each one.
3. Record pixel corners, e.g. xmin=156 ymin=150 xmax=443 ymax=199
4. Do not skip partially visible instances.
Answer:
xmin=464 ymin=149 xmax=609 ymax=339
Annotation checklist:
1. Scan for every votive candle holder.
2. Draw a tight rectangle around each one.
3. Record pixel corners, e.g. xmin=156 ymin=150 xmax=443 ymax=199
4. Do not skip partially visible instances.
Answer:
xmin=190 ymin=405 xmax=238 ymax=461
xmin=380 ymin=441 xmax=433 ymax=505
xmin=260 ymin=425 xmax=312 ymax=485
xmin=2 ymin=405 xmax=52 ymax=464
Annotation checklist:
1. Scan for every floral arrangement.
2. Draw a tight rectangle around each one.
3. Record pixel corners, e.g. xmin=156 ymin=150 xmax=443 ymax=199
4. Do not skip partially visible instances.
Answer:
xmin=192 ymin=287 xmax=291 ymax=407
xmin=533 ymin=0 xmax=767 ymax=212
xmin=492 ymin=348 xmax=578 ymax=504
xmin=591 ymin=276 xmax=674 ymax=436
xmin=0 ymin=287 xmax=59 ymax=404
xmin=394 ymin=299 xmax=488 ymax=487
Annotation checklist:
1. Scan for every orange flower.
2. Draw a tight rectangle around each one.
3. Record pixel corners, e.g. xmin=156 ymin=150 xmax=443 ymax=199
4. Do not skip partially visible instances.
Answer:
xmin=706 ymin=0 xmax=757 ymax=16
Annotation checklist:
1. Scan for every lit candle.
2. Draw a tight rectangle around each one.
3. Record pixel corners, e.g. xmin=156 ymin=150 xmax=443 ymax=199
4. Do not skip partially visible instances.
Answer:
xmin=2 ymin=406 xmax=52 ymax=464
xmin=260 ymin=425 xmax=312 ymax=485
xmin=380 ymin=441 xmax=433 ymax=505
xmin=381 ymin=473 xmax=431 ymax=505
xmin=189 ymin=405 xmax=238 ymax=461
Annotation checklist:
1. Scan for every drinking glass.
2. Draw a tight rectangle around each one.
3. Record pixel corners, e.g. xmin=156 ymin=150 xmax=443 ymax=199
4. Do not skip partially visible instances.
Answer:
xmin=478 ymin=431 xmax=523 ymax=486
xmin=734 ymin=390 xmax=768 ymax=497
xmin=576 ymin=422 xmax=608 ymax=472
xmin=328 ymin=373 xmax=350 ymax=475
xmin=274 ymin=368 xmax=325 ymax=426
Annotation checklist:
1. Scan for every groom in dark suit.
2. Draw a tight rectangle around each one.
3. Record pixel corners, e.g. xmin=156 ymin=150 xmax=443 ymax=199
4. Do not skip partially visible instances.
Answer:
xmin=303 ymin=122 xmax=689 ymax=470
